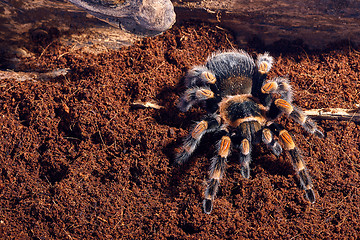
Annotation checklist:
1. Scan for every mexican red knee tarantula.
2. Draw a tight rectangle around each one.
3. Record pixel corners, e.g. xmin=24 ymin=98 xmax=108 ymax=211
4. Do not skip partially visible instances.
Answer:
xmin=175 ymin=50 xmax=324 ymax=214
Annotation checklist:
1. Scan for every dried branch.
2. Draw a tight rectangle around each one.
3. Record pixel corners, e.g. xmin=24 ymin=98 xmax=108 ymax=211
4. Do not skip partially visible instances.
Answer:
xmin=304 ymin=108 xmax=360 ymax=122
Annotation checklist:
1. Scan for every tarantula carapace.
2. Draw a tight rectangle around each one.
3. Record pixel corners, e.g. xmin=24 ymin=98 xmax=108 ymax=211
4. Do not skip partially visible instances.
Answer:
xmin=175 ymin=50 xmax=324 ymax=214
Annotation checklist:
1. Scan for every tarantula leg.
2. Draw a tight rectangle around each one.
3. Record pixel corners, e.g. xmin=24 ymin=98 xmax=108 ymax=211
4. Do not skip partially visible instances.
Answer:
xmin=261 ymin=77 xmax=292 ymax=102
xmin=289 ymin=148 xmax=316 ymax=203
xmin=256 ymin=52 xmax=274 ymax=74
xmin=239 ymin=138 xmax=252 ymax=179
xmin=274 ymin=99 xmax=324 ymax=138
xmin=233 ymin=121 xmax=262 ymax=179
xmin=278 ymin=129 xmax=316 ymax=203
xmin=288 ymin=107 xmax=324 ymax=138
xmin=203 ymin=135 xmax=231 ymax=214
xmin=262 ymin=80 xmax=290 ymax=94
xmin=262 ymin=128 xmax=282 ymax=156
xmin=178 ymin=87 xmax=215 ymax=112
xmin=175 ymin=115 xmax=220 ymax=165
xmin=185 ymin=66 xmax=217 ymax=87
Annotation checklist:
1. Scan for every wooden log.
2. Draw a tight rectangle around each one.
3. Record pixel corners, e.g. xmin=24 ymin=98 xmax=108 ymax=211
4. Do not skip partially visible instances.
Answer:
xmin=173 ymin=0 xmax=360 ymax=49
xmin=0 ymin=0 xmax=141 ymax=61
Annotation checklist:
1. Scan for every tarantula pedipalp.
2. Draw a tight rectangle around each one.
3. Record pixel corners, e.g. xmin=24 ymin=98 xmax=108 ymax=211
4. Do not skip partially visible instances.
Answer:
xmin=175 ymin=50 xmax=324 ymax=214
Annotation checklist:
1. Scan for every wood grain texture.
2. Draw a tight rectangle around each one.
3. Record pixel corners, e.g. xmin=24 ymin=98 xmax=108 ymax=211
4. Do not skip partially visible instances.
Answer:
xmin=174 ymin=0 xmax=360 ymax=48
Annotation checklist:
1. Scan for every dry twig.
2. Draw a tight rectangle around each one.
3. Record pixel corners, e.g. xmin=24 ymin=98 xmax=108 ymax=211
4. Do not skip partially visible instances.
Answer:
xmin=304 ymin=108 xmax=360 ymax=122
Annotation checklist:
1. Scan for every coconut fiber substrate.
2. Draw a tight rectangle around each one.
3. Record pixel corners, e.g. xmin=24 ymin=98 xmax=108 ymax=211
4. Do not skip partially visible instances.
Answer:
xmin=0 ymin=22 xmax=359 ymax=239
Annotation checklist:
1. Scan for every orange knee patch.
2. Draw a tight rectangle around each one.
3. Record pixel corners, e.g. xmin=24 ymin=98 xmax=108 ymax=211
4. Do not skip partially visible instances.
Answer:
xmin=275 ymin=99 xmax=294 ymax=114
xmin=259 ymin=62 xmax=269 ymax=74
xmin=279 ymin=130 xmax=295 ymax=150
xmin=191 ymin=120 xmax=208 ymax=139
xmin=240 ymin=139 xmax=250 ymax=155
xmin=262 ymin=128 xmax=272 ymax=144
xmin=196 ymin=89 xmax=214 ymax=99
xmin=219 ymin=136 xmax=231 ymax=158
xmin=261 ymin=82 xmax=278 ymax=93
xmin=201 ymin=71 xmax=216 ymax=84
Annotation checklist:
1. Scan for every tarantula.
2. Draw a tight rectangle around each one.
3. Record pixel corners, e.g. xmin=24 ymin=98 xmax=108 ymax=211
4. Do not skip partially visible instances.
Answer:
xmin=175 ymin=50 xmax=324 ymax=214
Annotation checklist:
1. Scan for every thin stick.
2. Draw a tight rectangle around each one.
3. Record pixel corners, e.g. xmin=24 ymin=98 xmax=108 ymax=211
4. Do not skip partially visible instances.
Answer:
xmin=304 ymin=108 xmax=360 ymax=122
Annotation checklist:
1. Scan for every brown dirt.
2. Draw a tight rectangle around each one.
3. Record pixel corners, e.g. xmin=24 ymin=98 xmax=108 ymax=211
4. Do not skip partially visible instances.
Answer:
xmin=0 ymin=22 xmax=360 ymax=239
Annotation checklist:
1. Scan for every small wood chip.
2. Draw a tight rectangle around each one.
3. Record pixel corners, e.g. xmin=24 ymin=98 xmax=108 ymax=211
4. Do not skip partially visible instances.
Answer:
xmin=131 ymin=101 xmax=163 ymax=109
xmin=37 ymin=68 xmax=70 ymax=80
